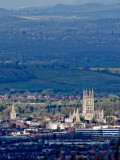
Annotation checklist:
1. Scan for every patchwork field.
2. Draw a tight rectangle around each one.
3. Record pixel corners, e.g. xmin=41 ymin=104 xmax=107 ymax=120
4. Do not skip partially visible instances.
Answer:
xmin=1 ymin=68 xmax=120 ymax=95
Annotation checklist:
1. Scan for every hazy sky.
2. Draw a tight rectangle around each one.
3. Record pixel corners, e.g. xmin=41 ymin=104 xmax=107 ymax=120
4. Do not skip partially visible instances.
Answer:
xmin=0 ymin=0 xmax=119 ymax=9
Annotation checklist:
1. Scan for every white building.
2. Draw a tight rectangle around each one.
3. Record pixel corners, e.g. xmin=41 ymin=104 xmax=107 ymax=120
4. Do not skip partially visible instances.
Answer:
xmin=65 ymin=118 xmax=73 ymax=123
xmin=46 ymin=121 xmax=72 ymax=130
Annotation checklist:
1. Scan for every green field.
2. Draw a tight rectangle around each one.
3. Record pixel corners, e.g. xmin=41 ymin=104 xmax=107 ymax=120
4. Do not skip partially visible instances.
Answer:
xmin=1 ymin=68 xmax=120 ymax=95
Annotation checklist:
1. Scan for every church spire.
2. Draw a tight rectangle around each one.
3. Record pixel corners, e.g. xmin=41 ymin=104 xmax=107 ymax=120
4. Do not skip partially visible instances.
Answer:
xmin=101 ymin=109 xmax=104 ymax=118
xmin=10 ymin=103 xmax=16 ymax=120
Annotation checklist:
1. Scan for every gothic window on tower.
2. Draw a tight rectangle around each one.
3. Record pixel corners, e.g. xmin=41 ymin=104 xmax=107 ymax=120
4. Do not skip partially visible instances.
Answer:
xmin=90 ymin=100 xmax=92 ymax=105
xmin=87 ymin=100 xmax=89 ymax=105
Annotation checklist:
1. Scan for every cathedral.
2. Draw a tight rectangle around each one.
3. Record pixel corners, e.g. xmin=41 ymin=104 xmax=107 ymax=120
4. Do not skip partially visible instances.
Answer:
xmin=68 ymin=89 xmax=105 ymax=123
xmin=10 ymin=103 xmax=16 ymax=120
xmin=82 ymin=89 xmax=105 ymax=123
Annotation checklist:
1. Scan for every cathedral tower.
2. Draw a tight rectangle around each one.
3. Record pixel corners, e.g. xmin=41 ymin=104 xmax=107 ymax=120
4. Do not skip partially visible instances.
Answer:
xmin=83 ymin=89 xmax=94 ymax=121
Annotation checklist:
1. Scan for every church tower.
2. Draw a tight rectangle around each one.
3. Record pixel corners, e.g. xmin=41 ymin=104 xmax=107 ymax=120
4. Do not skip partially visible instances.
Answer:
xmin=10 ymin=103 xmax=16 ymax=120
xmin=83 ymin=89 xmax=94 ymax=121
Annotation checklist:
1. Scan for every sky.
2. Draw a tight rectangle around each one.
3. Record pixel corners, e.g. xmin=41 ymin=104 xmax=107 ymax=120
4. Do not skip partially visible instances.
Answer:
xmin=0 ymin=0 xmax=119 ymax=9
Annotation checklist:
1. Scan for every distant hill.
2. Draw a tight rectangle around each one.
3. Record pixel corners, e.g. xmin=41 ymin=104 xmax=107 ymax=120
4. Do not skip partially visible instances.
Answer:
xmin=19 ymin=3 xmax=107 ymax=11
xmin=0 ymin=0 xmax=119 ymax=9
xmin=51 ymin=3 xmax=106 ymax=10
xmin=0 ymin=0 xmax=74 ymax=10
xmin=0 ymin=8 xmax=9 ymax=15
xmin=17 ymin=3 xmax=120 ymax=17
xmin=75 ymin=0 xmax=119 ymax=5
xmin=1 ymin=3 xmax=120 ymax=17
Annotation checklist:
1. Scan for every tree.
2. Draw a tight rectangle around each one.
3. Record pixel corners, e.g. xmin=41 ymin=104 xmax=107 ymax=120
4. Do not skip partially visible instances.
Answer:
xmin=80 ymin=116 xmax=85 ymax=122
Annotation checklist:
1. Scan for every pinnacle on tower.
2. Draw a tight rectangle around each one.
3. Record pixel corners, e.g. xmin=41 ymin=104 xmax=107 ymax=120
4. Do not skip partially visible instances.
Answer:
xmin=76 ymin=108 xmax=80 ymax=121
xmin=92 ymin=88 xmax=94 ymax=96
xmin=73 ymin=109 xmax=76 ymax=117
xmin=83 ymin=89 xmax=85 ymax=96
xmin=89 ymin=89 xmax=91 ymax=96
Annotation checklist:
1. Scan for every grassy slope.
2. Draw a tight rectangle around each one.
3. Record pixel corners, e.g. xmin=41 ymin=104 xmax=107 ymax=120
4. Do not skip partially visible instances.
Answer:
xmin=0 ymin=68 xmax=120 ymax=94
